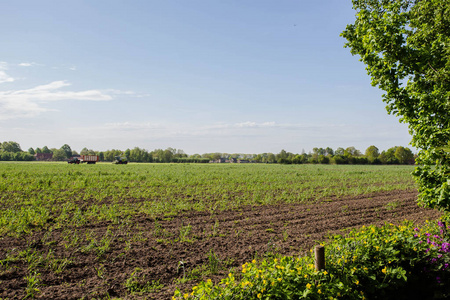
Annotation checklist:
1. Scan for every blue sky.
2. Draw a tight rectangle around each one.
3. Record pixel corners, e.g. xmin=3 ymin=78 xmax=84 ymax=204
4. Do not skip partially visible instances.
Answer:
xmin=0 ymin=1 xmax=412 ymax=154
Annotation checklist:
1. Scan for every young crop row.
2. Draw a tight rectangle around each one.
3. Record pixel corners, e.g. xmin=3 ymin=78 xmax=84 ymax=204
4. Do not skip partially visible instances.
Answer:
xmin=0 ymin=162 xmax=416 ymax=237
xmin=174 ymin=220 xmax=450 ymax=299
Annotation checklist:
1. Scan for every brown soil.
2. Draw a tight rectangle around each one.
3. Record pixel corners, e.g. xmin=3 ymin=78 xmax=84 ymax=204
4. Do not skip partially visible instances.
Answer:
xmin=0 ymin=189 xmax=442 ymax=299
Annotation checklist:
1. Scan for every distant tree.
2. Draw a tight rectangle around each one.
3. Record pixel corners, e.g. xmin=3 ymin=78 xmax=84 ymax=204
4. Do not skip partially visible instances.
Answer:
xmin=325 ymin=147 xmax=334 ymax=156
xmin=210 ymin=153 xmax=221 ymax=161
xmin=312 ymin=148 xmax=326 ymax=156
xmin=395 ymin=146 xmax=414 ymax=165
xmin=52 ymin=149 xmax=67 ymax=161
xmin=28 ymin=148 xmax=35 ymax=155
xmin=16 ymin=152 xmax=34 ymax=161
xmin=0 ymin=152 xmax=11 ymax=161
xmin=80 ymin=148 xmax=95 ymax=155
xmin=35 ymin=147 xmax=42 ymax=154
xmin=1 ymin=141 xmax=22 ymax=153
xmin=41 ymin=146 xmax=52 ymax=154
xmin=175 ymin=149 xmax=187 ymax=158
xmin=379 ymin=147 xmax=399 ymax=164
xmin=344 ymin=146 xmax=361 ymax=157
xmin=277 ymin=149 xmax=289 ymax=163
xmin=335 ymin=147 xmax=345 ymax=156
xmin=267 ymin=153 xmax=276 ymax=163
xmin=60 ymin=144 xmax=72 ymax=159
xmin=365 ymin=145 xmax=380 ymax=163
xmin=104 ymin=149 xmax=122 ymax=161
xmin=152 ymin=149 xmax=164 ymax=162
xmin=308 ymin=156 xmax=318 ymax=164
xmin=130 ymin=147 xmax=150 ymax=162
xmin=162 ymin=148 xmax=174 ymax=162
xmin=318 ymin=155 xmax=330 ymax=164
xmin=331 ymin=154 xmax=348 ymax=165
xmin=253 ymin=154 xmax=262 ymax=163
xmin=292 ymin=155 xmax=303 ymax=164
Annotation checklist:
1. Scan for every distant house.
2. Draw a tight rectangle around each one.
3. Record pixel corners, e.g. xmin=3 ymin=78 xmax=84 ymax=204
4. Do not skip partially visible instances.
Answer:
xmin=209 ymin=158 xmax=245 ymax=163
xmin=210 ymin=158 xmax=227 ymax=163
xmin=237 ymin=160 xmax=250 ymax=163
xmin=34 ymin=153 xmax=53 ymax=161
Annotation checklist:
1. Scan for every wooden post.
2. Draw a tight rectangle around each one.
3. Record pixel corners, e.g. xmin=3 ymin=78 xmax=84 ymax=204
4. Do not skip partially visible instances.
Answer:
xmin=315 ymin=245 xmax=325 ymax=271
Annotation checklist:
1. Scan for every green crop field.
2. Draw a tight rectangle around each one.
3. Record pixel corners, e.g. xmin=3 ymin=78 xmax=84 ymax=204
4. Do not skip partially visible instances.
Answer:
xmin=4 ymin=162 xmax=442 ymax=300
xmin=0 ymin=162 xmax=416 ymax=237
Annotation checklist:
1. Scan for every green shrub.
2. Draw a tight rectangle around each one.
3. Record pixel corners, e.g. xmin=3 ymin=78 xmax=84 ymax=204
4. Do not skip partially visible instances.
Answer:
xmin=174 ymin=220 xmax=450 ymax=299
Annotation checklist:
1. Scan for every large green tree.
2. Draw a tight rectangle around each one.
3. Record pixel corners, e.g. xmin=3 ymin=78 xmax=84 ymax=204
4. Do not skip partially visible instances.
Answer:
xmin=52 ymin=149 xmax=67 ymax=161
xmin=1 ymin=141 xmax=22 ymax=153
xmin=60 ymin=144 xmax=72 ymax=159
xmin=365 ymin=145 xmax=380 ymax=163
xmin=342 ymin=0 xmax=450 ymax=211
xmin=41 ymin=146 xmax=52 ymax=154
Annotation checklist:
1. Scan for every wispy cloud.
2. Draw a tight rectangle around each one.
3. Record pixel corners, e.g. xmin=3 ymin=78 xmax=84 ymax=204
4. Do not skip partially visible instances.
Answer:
xmin=0 ymin=80 xmax=117 ymax=120
xmin=0 ymin=62 xmax=15 ymax=84
xmin=105 ymin=121 xmax=164 ymax=130
xmin=18 ymin=62 xmax=41 ymax=67
xmin=98 ymin=121 xmax=310 ymax=138
xmin=235 ymin=121 xmax=276 ymax=128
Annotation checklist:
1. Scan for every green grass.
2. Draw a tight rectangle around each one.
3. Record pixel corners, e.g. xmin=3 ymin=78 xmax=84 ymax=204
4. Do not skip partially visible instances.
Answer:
xmin=0 ymin=162 xmax=416 ymax=237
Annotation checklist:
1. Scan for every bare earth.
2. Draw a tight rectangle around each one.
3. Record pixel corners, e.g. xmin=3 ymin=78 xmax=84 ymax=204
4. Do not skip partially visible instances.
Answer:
xmin=0 ymin=189 xmax=442 ymax=299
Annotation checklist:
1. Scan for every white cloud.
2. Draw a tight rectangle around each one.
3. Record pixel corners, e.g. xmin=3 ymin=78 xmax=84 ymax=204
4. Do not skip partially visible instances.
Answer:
xmin=104 ymin=121 xmax=164 ymax=130
xmin=235 ymin=121 xmax=276 ymax=128
xmin=0 ymin=80 xmax=116 ymax=120
xmin=96 ymin=121 xmax=300 ymax=139
xmin=18 ymin=62 xmax=36 ymax=67
xmin=0 ymin=71 xmax=14 ymax=84
xmin=0 ymin=62 xmax=15 ymax=84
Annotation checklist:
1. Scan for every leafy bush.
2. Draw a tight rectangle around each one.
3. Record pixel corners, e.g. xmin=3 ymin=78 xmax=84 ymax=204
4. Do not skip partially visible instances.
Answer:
xmin=174 ymin=220 xmax=450 ymax=299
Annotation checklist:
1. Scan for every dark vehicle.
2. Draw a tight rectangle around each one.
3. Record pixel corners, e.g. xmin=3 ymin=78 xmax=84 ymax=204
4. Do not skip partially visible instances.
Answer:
xmin=68 ymin=157 xmax=81 ymax=164
xmin=114 ymin=156 xmax=128 ymax=164
xmin=68 ymin=155 xmax=99 ymax=164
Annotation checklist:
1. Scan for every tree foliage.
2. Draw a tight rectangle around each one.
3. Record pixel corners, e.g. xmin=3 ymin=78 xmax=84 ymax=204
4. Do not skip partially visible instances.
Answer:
xmin=52 ymin=149 xmax=67 ymax=161
xmin=365 ymin=145 xmax=380 ymax=163
xmin=0 ymin=141 xmax=33 ymax=161
xmin=60 ymin=144 xmax=72 ymax=159
xmin=41 ymin=146 xmax=52 ymax=154
xmin=342 ymin=0 xmax=450 ymax=211
xmin=0 ymin=141 xmax=22 ymax=153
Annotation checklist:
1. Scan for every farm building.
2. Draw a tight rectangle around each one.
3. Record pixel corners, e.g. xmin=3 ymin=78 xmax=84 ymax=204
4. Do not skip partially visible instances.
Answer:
xmin=34 ymin=153 xmax=53 ymax=161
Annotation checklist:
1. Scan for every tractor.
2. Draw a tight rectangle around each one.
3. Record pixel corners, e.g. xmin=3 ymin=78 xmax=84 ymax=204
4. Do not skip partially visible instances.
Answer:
xmin=113 ymin=156 xmax=128 ymax=164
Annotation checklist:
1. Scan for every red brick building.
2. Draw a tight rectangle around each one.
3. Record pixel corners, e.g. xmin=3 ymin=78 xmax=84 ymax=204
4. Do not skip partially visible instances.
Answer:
xmin=34 ymin=153 xmax=53 ymax=161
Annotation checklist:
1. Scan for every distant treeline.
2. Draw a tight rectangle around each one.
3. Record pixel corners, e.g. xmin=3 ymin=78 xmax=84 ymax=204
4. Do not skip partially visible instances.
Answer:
xmin=0 ymin=141 xmax=415 ymax=165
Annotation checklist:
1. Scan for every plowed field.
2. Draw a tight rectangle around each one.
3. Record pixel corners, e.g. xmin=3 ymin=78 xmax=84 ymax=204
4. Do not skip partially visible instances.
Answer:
xmin=0 ymin=189 xmax=441 ymax=299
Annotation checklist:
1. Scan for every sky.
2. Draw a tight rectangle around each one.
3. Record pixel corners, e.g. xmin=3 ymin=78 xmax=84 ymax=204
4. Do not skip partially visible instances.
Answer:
xmin=0 ymin=1 xmax=413 ymax=155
